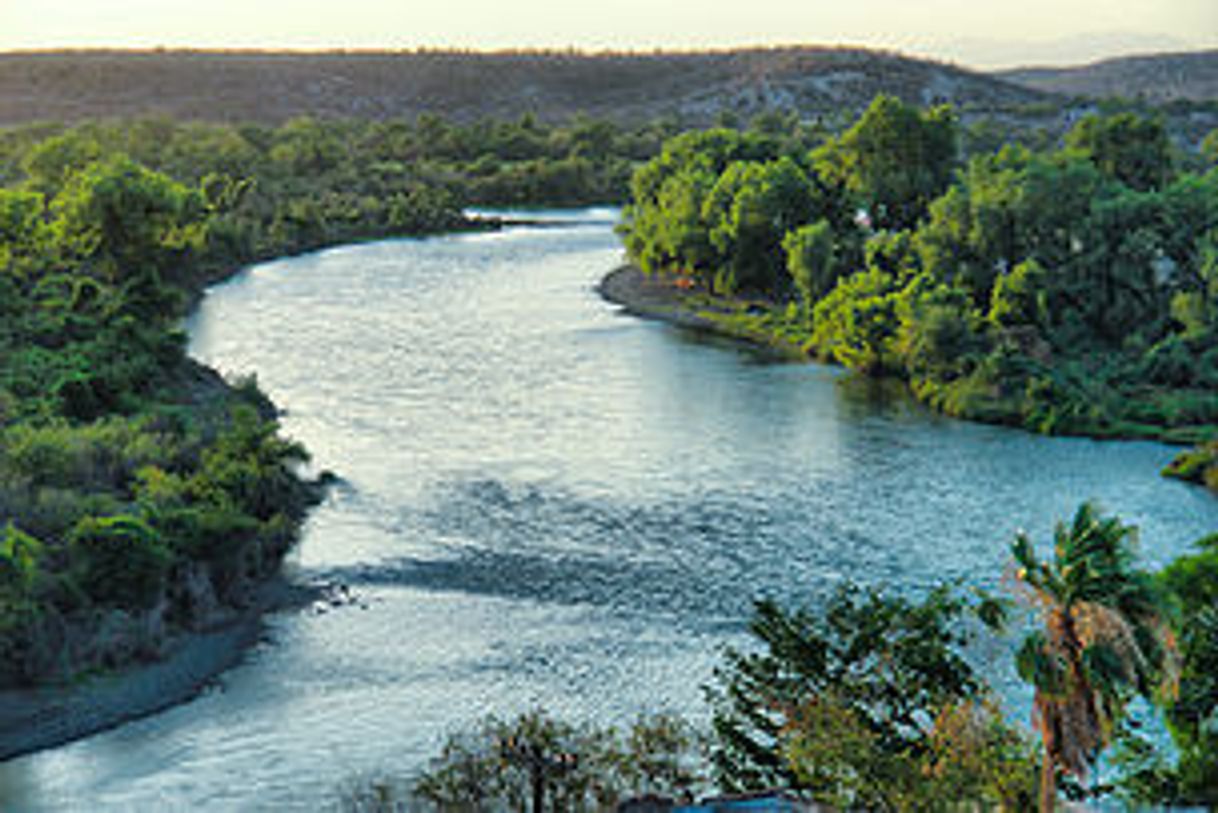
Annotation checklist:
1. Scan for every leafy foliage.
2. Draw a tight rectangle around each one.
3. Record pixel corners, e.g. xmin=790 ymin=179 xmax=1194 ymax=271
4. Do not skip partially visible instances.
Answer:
xmin=406 ymin=710 xmax=705 ymax=811
xmin=704 ymin=583 xmax=1033 ymax=807
xmin=619 ymin=98 xmax=1218 ymax=449
xmin=813 ymin=95 xmax=957 ymax=231
xmin=1155 ymin=534 xmax=1218 ymax=804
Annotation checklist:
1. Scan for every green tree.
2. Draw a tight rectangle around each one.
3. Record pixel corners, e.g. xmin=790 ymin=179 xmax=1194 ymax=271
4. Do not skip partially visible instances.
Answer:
xmin=896 ymin=275 xmax=988 ymax=386
xmin=0 ymin=523 xmax=44 ymax=608
xmin=808 ymin=267 xmax=905 ymax=374
xmin=1011 ymin=502 xmax=1179 ymax=810
xmin=1065 ymin=112 xmax=1172 ymax=193
xmin=68 ymin=514 xmax=171 ymax=610
xmin=783 ymin=219 xmax=838 ymax=315
xmin=917 ymin=146 xmax=1030 ymax=304
xmin=1159 ymin=533 xmax=1218 ymax=803
xmin=50 ymin=154 xmax=206 ymax=292
xmin=1202 ymin=129 xmax=1218 ymax=168
xmin=407 ymin=709 xmax=705 ymax=812
xmin=990 ymin=259 xmax=1051 ymax=332
xmin=620 ymin=128 xmax=780 ymax=280
xmin=814 ymin=95 xmax=957 ymax=231
xmin=782 ymin=695 xmax=1036 ymax=810
xmin=0 ymin=187 xmax=48 ymax=279
xmin=19 ymin=129 xmax=103 ymax=196
xmin=703 ymin=157 xmax=818 ymax=294
xmin=705 ymin=584 xmax=989 ymax=794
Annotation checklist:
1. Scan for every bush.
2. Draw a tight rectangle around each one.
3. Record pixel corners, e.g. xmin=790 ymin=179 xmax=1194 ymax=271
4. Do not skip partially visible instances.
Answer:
xmin=704 ymin=583 xmax=1010 ymax=796
xmin=407 ymin=710 xmax=706 ymax=811
xmin=68 ymin=514 xmax=170 ymax=610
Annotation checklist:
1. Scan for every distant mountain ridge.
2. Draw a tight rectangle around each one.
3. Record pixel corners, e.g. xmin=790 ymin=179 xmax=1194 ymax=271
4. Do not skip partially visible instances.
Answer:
xmin=999 ymin=50 xmax=1218 ymax=102
xmin=0 ymin=47 xmax=1048 ymax=126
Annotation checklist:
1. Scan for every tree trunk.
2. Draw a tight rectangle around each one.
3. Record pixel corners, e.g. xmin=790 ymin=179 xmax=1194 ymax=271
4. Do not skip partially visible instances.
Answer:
xmin=531 ymin=765 xmax=544 ymax=813
xmin=1040 ymin=747 xmax=1056 ymax=812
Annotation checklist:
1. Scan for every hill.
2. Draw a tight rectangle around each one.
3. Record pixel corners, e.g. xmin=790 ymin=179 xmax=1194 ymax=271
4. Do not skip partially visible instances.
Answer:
xmin=999 ymin=50 xmax=1218 ymax=103
xmin=0 ymin=47 xmax=1049 ymax=126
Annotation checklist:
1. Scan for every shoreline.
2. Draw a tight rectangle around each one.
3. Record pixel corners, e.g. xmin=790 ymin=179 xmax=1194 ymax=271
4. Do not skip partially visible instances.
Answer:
xmin=0 ymin=577 xmax=321 ymax=762
xmin=0 ymin=216 xmax=545 ymax=765
xmin=597 ymin=265 xmax=1218 ymax=453
xmin=596 ymin=265 xmax=807 ymax=359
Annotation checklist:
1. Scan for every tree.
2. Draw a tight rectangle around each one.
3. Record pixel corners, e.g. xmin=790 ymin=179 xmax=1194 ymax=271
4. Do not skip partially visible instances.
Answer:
xmin=1202 ymin=129 xmax=1218 ymax=168
xmin=705 ymin=584 xmax=990 ymax=795
xmin=989 ymin=259 xmax=1050 ymax=333
xmin=814 ymin=95 xmax=957 ymax=231
xmin=896 ymin=275 xmax=988 ymax=385
xmin=1159 ymin=533 xmax=1218 ymax=803
xmin=702 ymin=157 xmax=819 ymax=294
xmin=407 ymin=709 xmax=705 ymax=811
xmin=50 ymin=154 xmax=206 ymax=294
xmin=783 ymin=219 xmax=838 ymax=315
xmin=19 ymin=129 xmax=103 ymax=196
xmin=0 ymin=188 xmax=48 ymax=280
xmin=68 ymin=514 xmax=171 ymax=610
xmin=917 ymin=146 xmax=1030 ymax=305
xmin=1065 ymin=113 xmax=1172 ymax=193
xmin=1011 ymin=502 xmax=1179 ymax=810
xmin=808 ymin=267 xmax=905 ymax=374
xmin=620 ymin=128 xmax=778 ymax=281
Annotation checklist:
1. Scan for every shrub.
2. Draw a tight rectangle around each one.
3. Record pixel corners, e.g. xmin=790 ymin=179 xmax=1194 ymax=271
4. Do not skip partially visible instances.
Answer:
xmin=68 ymin=514 xmax=170 ymax=610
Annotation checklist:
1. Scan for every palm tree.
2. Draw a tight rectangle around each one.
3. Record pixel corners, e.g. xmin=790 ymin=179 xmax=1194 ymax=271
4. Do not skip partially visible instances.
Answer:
xmin=1011 ymin=501 xmax=1178 ymax=811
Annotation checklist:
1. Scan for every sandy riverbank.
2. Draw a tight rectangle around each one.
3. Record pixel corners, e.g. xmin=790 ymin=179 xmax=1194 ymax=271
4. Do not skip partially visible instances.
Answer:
xmin=0 ymin=578 xmax=321 ymax=762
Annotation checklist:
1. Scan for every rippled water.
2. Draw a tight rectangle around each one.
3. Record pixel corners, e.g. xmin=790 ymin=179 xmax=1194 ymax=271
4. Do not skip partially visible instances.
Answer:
xmin=3 ymin=209 xmax=1216 ymax=810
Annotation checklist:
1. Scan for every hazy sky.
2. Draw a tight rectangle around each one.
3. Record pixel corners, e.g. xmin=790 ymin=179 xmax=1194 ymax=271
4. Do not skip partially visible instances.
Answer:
xmin=1 ymin=0 xmax=1214 ymax=68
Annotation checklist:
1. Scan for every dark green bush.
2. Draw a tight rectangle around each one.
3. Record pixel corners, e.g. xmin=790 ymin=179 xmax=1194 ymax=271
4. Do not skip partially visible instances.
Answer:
xmin=68 ymin=515 xmax=170 ymax=610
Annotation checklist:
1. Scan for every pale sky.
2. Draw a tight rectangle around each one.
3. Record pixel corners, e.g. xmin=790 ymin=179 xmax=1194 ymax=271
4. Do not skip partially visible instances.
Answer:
xmin=0 ymin=0 xmax=1214 ymax=68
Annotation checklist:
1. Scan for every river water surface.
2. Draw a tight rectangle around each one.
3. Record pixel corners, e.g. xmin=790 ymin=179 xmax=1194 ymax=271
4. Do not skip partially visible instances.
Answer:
xmin=2 ymin=210 xmax=1216 ymax=810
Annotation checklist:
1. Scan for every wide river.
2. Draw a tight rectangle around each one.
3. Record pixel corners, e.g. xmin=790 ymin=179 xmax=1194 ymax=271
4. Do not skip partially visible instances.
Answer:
xmin=3 ymin=210 xmax=1216 ymax=810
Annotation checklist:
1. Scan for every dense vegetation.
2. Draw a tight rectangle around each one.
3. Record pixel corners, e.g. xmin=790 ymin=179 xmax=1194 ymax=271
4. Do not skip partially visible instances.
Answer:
xmin=0 ymin=138 xmax=321 ymax=686
xmin=345 ymin=504 xmax=1214 ymax=811
xmin=0 ymin=113 xmax=662 ymax=268
xmin=619 ymin=97 xmax=1218 ymax=487
xmin=0 ymin=113 xmax=658 ymax=688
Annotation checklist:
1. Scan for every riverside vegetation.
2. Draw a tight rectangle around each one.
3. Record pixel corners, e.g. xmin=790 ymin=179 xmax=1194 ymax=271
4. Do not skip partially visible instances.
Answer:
xmin=1 ymin=100 xmax=1214 ymax=810
xmin=0 ymin=113 xmax=657 ymax=688
xmin=618 ymin=96 xmax=1218 ymax=493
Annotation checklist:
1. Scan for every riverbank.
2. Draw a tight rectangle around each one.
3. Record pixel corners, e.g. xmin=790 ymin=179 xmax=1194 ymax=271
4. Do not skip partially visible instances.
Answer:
xmin=0 ymin=576 xmax=323 ymax=762
xmin=599 ymin=264 xmax=1218 ymax=489
xmin=0 ymin=208 xmax=497 ymax=762
xmin=597 ymin=266 xmax=807 ymax=360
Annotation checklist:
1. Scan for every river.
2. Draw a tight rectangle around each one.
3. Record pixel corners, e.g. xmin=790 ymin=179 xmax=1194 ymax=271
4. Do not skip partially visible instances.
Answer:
xmin=2 ymin=209 xmax=1215 ymax=810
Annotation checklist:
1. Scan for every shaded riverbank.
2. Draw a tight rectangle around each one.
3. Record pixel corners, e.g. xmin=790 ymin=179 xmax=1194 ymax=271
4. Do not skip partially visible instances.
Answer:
xmin=0 ymin=578 xmax=323 ymax=762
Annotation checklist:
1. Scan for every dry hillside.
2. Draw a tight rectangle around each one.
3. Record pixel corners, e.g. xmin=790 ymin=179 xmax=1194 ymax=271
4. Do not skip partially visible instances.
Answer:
xmin=1000 ymin=50 xmax=1218 ymax=103
xmin=0 ymin=47 xmax=1049 ymax=126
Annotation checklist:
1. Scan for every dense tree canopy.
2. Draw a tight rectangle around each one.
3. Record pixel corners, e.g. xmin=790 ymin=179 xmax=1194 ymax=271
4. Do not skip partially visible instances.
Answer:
xmin=620 ymin=102 xmax=1218 ymax=448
